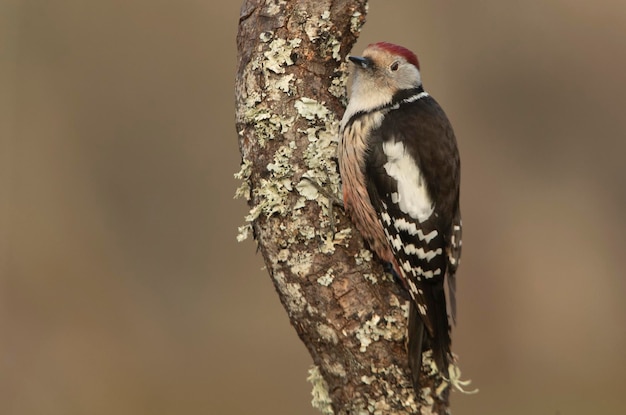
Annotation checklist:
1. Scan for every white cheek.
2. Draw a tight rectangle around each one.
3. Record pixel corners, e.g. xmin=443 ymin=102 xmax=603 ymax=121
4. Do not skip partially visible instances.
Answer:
xmin=397 ymin=65 xmax=421 ymax=90
xmin=382 ymin=140 xmax=433 ymax=222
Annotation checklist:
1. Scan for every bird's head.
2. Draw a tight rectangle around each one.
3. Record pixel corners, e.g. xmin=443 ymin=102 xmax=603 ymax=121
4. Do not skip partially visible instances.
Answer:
xmin=345 ymin=42 xmax=422 ymax=117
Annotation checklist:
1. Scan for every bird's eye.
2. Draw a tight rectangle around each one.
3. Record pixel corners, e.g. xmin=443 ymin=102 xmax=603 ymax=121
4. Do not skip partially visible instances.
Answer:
xmin=390 ymin=61 xmax=400 ymax=71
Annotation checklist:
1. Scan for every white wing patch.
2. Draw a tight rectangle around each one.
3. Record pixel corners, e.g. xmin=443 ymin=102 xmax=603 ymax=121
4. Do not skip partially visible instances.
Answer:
xmin=382 ymin=140 xmax=434 ymax=222
xmin=403 ymin=244 xmax=443 ymax=262
xmin=392 ymin=217 xmax=438 ymax=242
xmin=386 ymin=229 xmax=441 ymax=261
xmin=401 ymin=258 xmax=441 ymax=280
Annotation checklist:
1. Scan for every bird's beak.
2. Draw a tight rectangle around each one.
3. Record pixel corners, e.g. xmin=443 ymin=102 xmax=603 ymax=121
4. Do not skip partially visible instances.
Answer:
xmin=348 ymin=55 xmax=372 ymax=69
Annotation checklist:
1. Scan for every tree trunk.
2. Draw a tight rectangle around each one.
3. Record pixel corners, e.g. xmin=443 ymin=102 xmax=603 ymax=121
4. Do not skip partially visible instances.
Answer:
xmin=235 ymin=1 xmax=450 ymax=413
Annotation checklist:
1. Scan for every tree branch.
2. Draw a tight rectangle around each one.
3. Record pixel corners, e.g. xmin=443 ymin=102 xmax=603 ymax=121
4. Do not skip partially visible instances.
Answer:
xmin=235 ymin=1 xmax=451 ymax=413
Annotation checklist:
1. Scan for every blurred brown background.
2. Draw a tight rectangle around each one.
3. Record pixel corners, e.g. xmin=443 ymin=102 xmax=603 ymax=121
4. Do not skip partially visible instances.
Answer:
xmin=2 ymin=1 xmax=625 ymax=414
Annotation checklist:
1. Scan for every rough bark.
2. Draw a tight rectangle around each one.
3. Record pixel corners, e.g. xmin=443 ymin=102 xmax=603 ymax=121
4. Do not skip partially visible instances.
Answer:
xmin=235 ymin=1 xmax=451 ymax=413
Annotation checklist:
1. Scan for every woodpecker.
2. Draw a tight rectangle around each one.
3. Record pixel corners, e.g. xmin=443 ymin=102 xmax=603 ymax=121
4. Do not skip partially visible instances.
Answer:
xmin=338 ymin=42 xmax=461 ymax=391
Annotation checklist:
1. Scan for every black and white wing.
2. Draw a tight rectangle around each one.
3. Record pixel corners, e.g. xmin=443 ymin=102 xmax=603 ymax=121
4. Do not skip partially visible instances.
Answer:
xmin=364 ymin=94 xmax=460 ymax=378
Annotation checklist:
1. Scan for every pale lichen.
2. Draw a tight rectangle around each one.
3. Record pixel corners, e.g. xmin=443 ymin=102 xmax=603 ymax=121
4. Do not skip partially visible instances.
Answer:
xmin=415 ymin=349 xmax=478 ymax=398
xmin=389 ymin=294 xmax=402 ymax=308
xmin=244 ymin=108 xmax=295 ymax=147
xmin=355 ymin=304 xmax=409 ymax=353
xmin=299 ymin=115 xmax=342 ymax=232
xmin=317 ymin=268 xmax=335 ymax=286
xmin=236 ymin=3 xmax=349 ymax=248
xmin=303 ymin=9 xmax=341 ymax=61
xmin=329 ymin=61 xmax=350 ymax=105
xmin=318 ymin=228 xmax=351 ymax=255
xmin=233 ymin=157 xmax=253 ymax=244
xmin=266 ymin=142 xmax=296 ymax=178
xmin=354 ymin=248 xmax=373 ymax=265
xmin=361 ymin=375 xmax=376 ymax=385
xmin=301 ymin=124 xmax=340 ymax=194
xmin=274 ymin=271 xmax=308 ymax=314
xmin=366 ymin=364 xmax=419 ymax=414
xmin=350 ymin=10 xmax=366 ymax=34
xmin=233 ymin=159 xmax=252 ymax=201
xmin=263 ymin=38 xmax=302 ymax=74
xmin=274 ymin=73 xmax=295 ymax=94
xmin=363 ymin=273 xmax=377 ymax=284
xmin=245 ymin=178 xmax=290 ymax=222
xmin=316 ymin=322 xmax=339 ymax=345
xmin=276 ymin=219 xmax=319 ymax=248
xmin=355 ymin=314 xmax=381 ymax=352
xmin=287 ymin=250 xmax=314 ymax=277
xmin=304 ymin=11 xmax=329 ymax=42
xmin=296 ymin=178 xmax=320 ymax=201
xmin=308 ymin=366 xmax=334 ymax=415
xmin=446 ymin=361 xmax=479 ymax=395
xmin=419 ymin=387 xmax=436 ymax=415
xmin=259 ymin=31 xmax=273 ymax=43
xmin=299 ymin=224 xmax=317 ymax=240
xmin=355 ymin=249 xmax=377 ymax=283
xmin=237 ymin=32 xmax=303 ymax=232
xmin=236 ymin=224 xmax=252 ymax=243
xmin=276 ymin=249 xmax=290 ymax=263
xmin=236 ymin=151 xmax=296 ymax=239
xmin=293 ymin=96 xmax=346 ymax=253
xmin=264 ymin=0 xmax=286 ymax=16
xmin=295 ymin=97 xmax=331 ymax=121
xmin=326 ymin=361 xmax=346 ymax=378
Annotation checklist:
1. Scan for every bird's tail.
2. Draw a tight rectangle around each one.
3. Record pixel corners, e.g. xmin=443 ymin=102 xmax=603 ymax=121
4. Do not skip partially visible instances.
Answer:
xmin=407 ymin=286 xmax=452 ymax=391
xmin=429 ymin=284 xmax=452 ymax=378
xmin=407 ymin=301 xmax=425 ymax=392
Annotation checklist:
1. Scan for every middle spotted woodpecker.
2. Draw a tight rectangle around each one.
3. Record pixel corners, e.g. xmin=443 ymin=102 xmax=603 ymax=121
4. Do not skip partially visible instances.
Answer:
xmin=338 ymin=42 xmax=462 ymax=392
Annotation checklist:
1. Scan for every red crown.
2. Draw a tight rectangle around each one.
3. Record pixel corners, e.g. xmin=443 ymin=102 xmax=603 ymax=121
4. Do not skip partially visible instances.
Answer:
xmin=369 ymin=42 xmax=420 ymax=69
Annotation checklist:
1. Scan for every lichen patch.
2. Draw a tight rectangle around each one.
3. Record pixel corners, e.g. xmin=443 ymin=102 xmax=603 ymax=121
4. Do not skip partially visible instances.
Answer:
xmin=308 ymin=365 xmax=334 ymax=415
